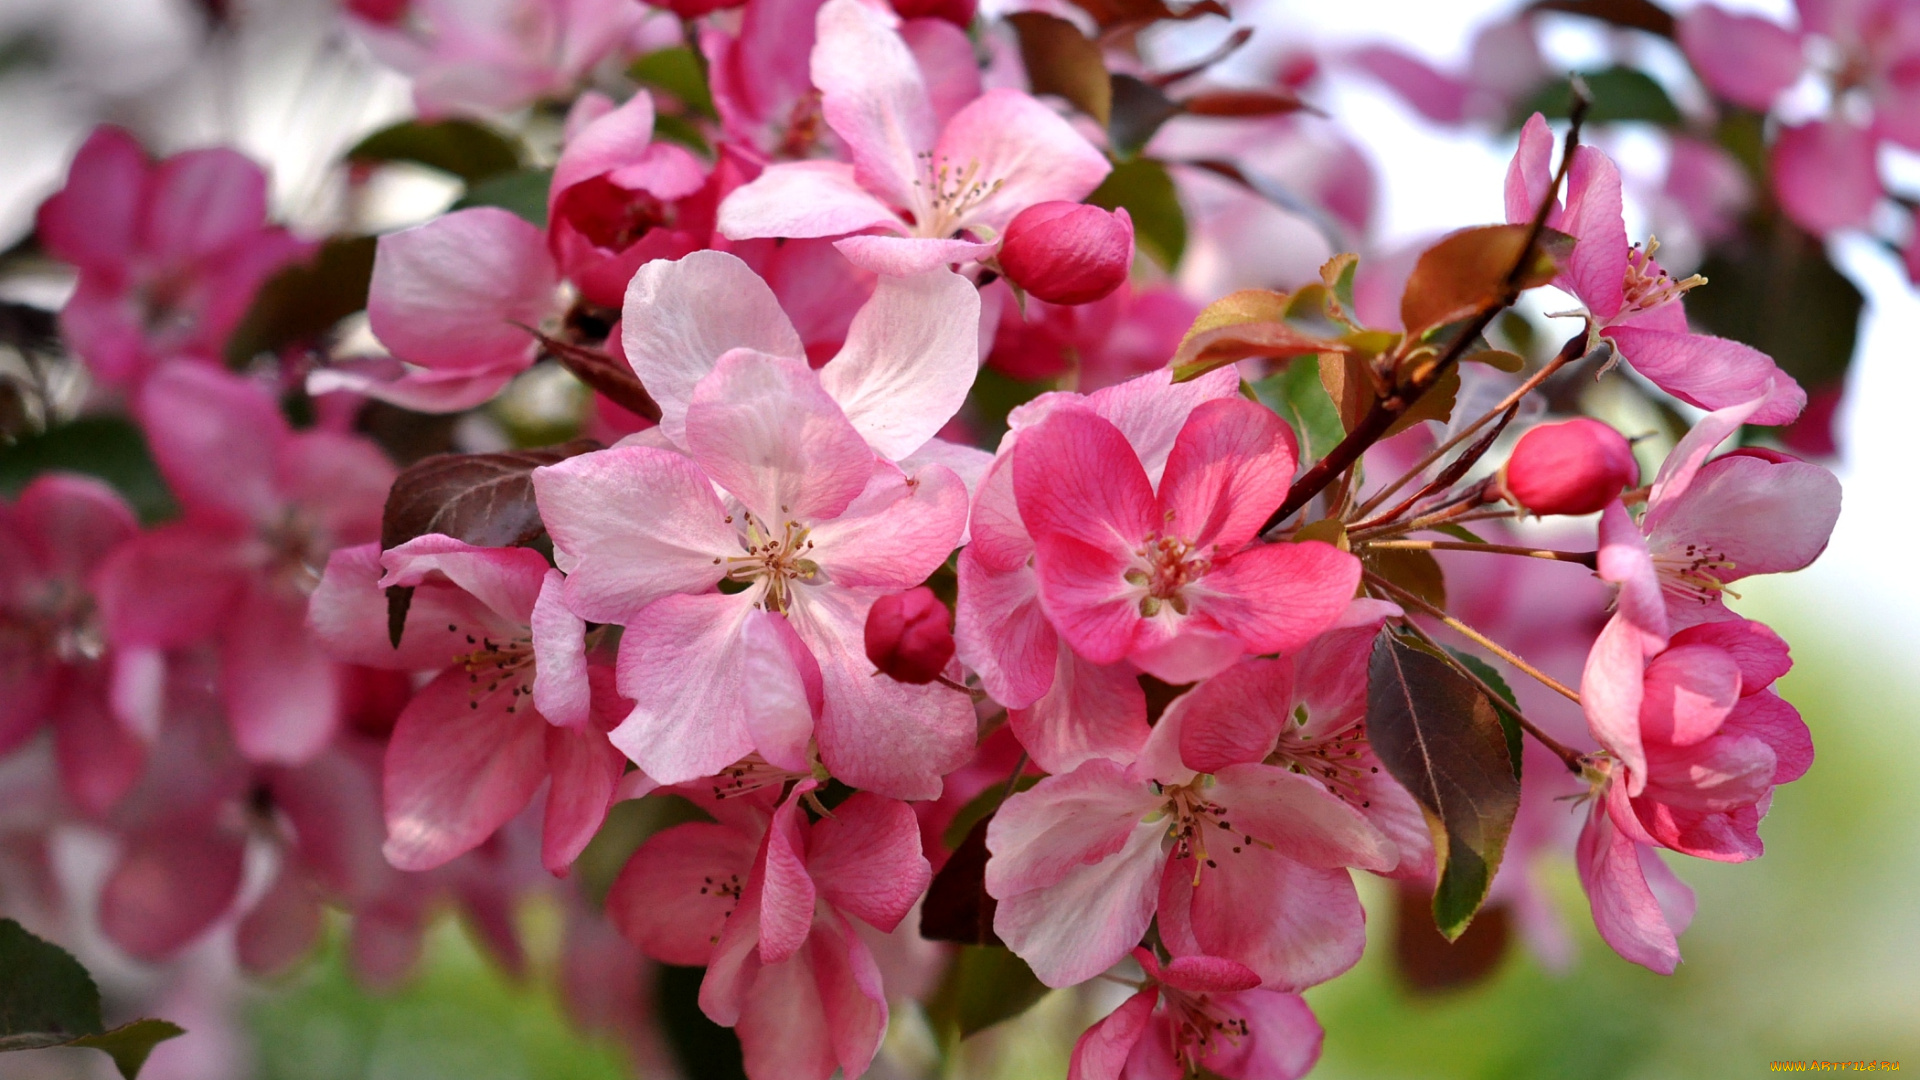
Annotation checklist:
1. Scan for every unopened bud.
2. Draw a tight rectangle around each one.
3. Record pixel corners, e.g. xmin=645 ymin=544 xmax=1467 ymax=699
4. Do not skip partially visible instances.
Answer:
xmin=864 ymin=586 xmax=955 ymax=684
xmin=998 ymin=202 xmax=1134 ymax=306
xmin=344 ymin=0 xmax=409 ymax=23
xmin=891 ymin=0 xmax=976 ymax=24
xmin=1498 ymin=418 xmax=1637 ymax=516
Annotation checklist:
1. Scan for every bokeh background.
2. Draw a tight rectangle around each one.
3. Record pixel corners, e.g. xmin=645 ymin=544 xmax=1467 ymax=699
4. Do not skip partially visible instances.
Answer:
xmin=1 ymin=0 xmax=1915 ymax=1075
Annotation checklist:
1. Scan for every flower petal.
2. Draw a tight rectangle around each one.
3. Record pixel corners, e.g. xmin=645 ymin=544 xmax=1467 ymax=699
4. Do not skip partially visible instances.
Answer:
xmin=609 ymin=821 xmax=759 ymax=966
xmin=813 ymin=0 xmax=934 ymax=211
xmin=609 ymin=591 xmax=760 ymax=785
xmin=687 ymin=350 xmax=876 ymax=526
xmin=819 ymin=268 xmax=980 ymax=458
xmin=807 ymin=791 xmax=931 ymax=932
xmin=718 ymin=160 xmax=905 ymax=241
xmin=381 ymin=668 xmax=547 ymax=871
xmin=931 ymin=89 xmax=1112 ymax=235
xmin=367 ymin=207 xmax=556 ymax=373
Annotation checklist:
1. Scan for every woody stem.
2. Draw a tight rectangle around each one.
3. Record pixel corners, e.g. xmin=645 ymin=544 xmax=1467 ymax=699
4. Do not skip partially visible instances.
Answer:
xmin=1364 ymin=539 xmax=1598 ymax=567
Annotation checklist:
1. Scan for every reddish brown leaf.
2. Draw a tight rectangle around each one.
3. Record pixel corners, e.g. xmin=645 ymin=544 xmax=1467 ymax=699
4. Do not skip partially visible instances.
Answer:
xmin=1008 ymin=13 xmax=1112 ymax=126
xmin=532 ymin=331 xmax=662 ymax=422
xmin=1398 ymin=224 xmax=1573 ymax=337
xmin=1180 ymin=88 xmax=1318 ymax=118
xmin=1067 ymin=0 xmax=1229 ymax=29
xmin=1392 ymin=881 xmax=1511 ymax=993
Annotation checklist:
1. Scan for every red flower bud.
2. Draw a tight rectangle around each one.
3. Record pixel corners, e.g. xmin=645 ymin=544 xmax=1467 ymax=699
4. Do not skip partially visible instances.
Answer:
xmin=891 ymin=0 xmax=977 ymax=25
xmin=998 ymin=202 xmax=1133 ymax=306
xmin=1499 ymin=418 xmax=1638 ymax=516
xmin=344 ymin=0 xmax=409 ymax=24
xmin=864 ymin=586 xmax=955 ymax=684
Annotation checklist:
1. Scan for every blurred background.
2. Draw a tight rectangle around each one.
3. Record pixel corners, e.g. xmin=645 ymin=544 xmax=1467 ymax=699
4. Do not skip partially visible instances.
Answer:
xmin=1 ymin=0 xmax=1915 ymax=1075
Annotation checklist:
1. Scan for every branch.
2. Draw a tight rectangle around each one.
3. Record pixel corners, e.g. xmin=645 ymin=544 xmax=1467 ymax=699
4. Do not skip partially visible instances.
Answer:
xmin=1365 ymin=539 xmax=1597 ymax=567
xmin=1364 ymin=570 xmax=1584 ymax=704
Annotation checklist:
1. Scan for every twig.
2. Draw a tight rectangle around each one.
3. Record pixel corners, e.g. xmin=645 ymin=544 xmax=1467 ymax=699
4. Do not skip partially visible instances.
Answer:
xmin=1364 ymin=570 xmax=1583 ymax=704
xmin=1365 ymin=539 xmax=1597 ymax=567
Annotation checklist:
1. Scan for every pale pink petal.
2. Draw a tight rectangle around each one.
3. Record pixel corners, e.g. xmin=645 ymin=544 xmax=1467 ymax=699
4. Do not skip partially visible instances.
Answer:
xmin=1583 ymin=613 xmax=1650 ymax=787
xmin=99 ymin=825 xmax=246 ymax=960
xmin=954 ymin=552 xmax=1058 ymax=709
xmin=1209 ymin=763 xmax=1397 ymax=871
xmin=1193 ymin=541 xmax=1362 ymax=657
xmin=1128 ymin=627 xmax=1247 ymax=685
xmin=1170 ymin=656 xmax=1291 ymax=774
xmin=109 ymin=647 xmax=166 ymax=743
xmin=1161 ymin=846 xmax=1365 ymax=991
xmin=1605 ymin=325 xmax=1805 ymax=425
xmin=1639 ymin=643 xmax=1742 ymax=746
xmin=807 ymin=792 xmax=931 ymax=931
xmin=833 ymin=235 xmax=998 ymax=275
xmin=813 ymin=0 xmax=934 ymax=211
xmin=307 ymin=356 xmax=523 ymax=414
xmin=793 ymin=586 xmax=976 ymax=799
xmin=222 ymin=584 xmax=340 ymax=765
xmin=533 ymin=445 xmax=738 ymax=623
xmin=143 ymin=147 xmax=271 ymax=261
xmin=813 ymin=913 xmax=893 ymax=1079
xmin=609 ymin=822 xmax=759 ymax=966
xmin=1771 ymin=119 xmax=1881 ymax=234
xmin=541 ymin=722 xmax=624 ymax=874
xmin=1647 ymin=454 xmax=1839 ymax=581
xmin=138 ymin=364 xmax=285 ymax=525
xmin=1088 ymin=366 xmax=1245 ymax=485
xmin=1503 ymin=112 xmax=1557 ymax=226
xmin=1009 ymin=646 xmax=1149 ymax=775
xmin=983 ymin=758 xmax=1161 ymax=894
xmin=903 ymin=16 xmax=981 ymax=128
xmin=1646 ymin=393 xmax=1767 ymax=518
xmin=378 ymin=535 xmax=549 ymax=624
xmin=1596 ymin=501 xmax=1665 ymax=648
xmin=1347 ymin=45 xmax=1472 ymax=124
xmin=367 ymin=207 xmax=556 ymax=373
xmin=739 ymin=609 xmax=820 ymax=773
xmin=1558 ymin=147 xmax=1628 ymax=321
xmin=1640 ymin=732 xmax=1775 ymax=812
xmin=609 ymin=591 xmax=760 ymax=784
xmin=819 ymin=268 xmax=980 ymax=458
xmin=381 ymin=667 xmax=546 ymax=871
xmin=36 ymin=126 xmax=145 ymax=271
xmin=1203 ymin=989 xmax=1323 ymax=1080
xmin=531 ymin=570 xmax=591 ymax=728
xmin=932 ymin=89 xmax=1112 ymax=235
xmin=731 ymin=942 xmax=837 ymax=1080
xmin=686 ymin=349 xmax=876 ymax=525
xmin=1576 ymin=801 xmax=1680 ymax=974
xmin=1069 ymin=988 xmax=1158 ymax=1080
xmin=308 ymin=544 xmax=515 ymax=670
xmin=806 ymin=461 xmax=968 ymax=588
xmin=717 ymin=161 xmax=906 ymax=241
xmin=550 ymin=89 xmax=656 ymax=210
xmin=991 ymin=816 xmax=1166 ymax=987
xmin=757 ymin=789 xmax=818 ymax=965
xmin=1678 ymin=6 xmax=1805 ymax=110
xmin=1156 ymin=398 xmax=1296 ymax=552
xmin=899 ymin=436 xmax=994 ymax=497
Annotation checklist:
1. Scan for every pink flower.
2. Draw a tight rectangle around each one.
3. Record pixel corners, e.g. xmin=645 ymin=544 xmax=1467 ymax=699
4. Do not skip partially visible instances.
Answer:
xmin=1070 ymin=949 xmax=1322 ymax=1080
xmin=608 ymin=782 xmax=930 ymax=1080
xmin=532 ymin=350 xmax=972 ymax=798
xmin=700 ymin=0 xmax=833 ymax=158
xmin=349 ymin=0 xmax=642 ymax=119
xmin=1506 ymin=114 xmax=1806 ymax=424
xmin=620 ymin=249 xmax=980 ymax=460
xmin=1344 ymin=17 xmax=1547 ymax=128
xmin=1497 ymin=417 xmax=1639 ymax=517
xmin=717 ymin=0 xmax=1110 ymax=275
xmin=0 ymin=474 xmax=142 ymax=813
xmin=93 ymin=365 xmax=393 ymax=764
xmin=986 ymin=281 xmax=1199 ymax=390
xmin=1014 ymin=394 xmax=1360 ymax=684
xmin=319 ymin=93 xmax=706 ymax=413
xmin=34 ymin=126 xmax=312 ymax=391
xmin=308 ymin=536 xmax=621 ymax=875
xmin=998 ymin=202 xmax=1135 ymax=306
xmin=984 ymin=703 xmax=1396 ymax=988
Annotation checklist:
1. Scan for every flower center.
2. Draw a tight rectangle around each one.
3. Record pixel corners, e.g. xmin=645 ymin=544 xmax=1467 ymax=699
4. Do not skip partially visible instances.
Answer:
xmin=3 ymin=580 xmax=104 ymax=666
xmin=720 ymin=511 xmax=819 ymax=614
xmin=1125 ymin=533 xmax=1211 ymax=618
xmin=1620 ymin=236 xmax=1705 ymax=317
xmin=1268 ymin=705 xmax=1379 ymax=810
xmin=910 ymin=152 xmax=1004 ymax=239
xmin=1651 ymin=542 xmax=1738 ymax=607
xmin=707 ymin=753 xmax=812 ymax=801
xmin=1158 ymin=779 xmax=1271 ymax=885
xmin=446 ymin=624 xmax=538 ymax=713
xmin=1160 ymin=985 xmax=1252 ymax=1076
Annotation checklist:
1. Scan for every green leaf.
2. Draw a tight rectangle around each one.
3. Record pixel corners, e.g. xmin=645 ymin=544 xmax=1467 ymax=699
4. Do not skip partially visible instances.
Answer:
xmin=0 ymin=920 xmax=185 ymax=1079
xmin=226 ymin=235 xmax=377 ymax=364
xmin=348 ymin=119 xmax=522 ymax=184
xmin=0 ymin=416 xmax=174 ymax=524
xmin=1513 ymin=66 xmax=1681 ymax=128
xmin=454 ymin=167 xmax=553 ymax=227
xmin=923 ymin=946 xmax=1051 ymax=1045
xmin=1432 ymin=523 xmax=1486 ymax=544
xmin=1686 ymin=218 xmax=1863 ymax=400
xmin=1445 ymin=648 xmax=1524 ymax=781
xmin=1367 ymin=635 xmax=1521 ymax=940
xmin=942 ymin=775 xmax=1041 ymax=851
xmin=1106 ymin=74 xmax=1180 ymax=159
xmin=1008 ymin=13 xmax=1111 ymax=127
xmin=1252 ymin=356 xmax=1345 ymax=464
xmin=1088 ymin=157 xmax=1185 ymax=270
xmin=628 ymin=48 xmax=716 ymax=119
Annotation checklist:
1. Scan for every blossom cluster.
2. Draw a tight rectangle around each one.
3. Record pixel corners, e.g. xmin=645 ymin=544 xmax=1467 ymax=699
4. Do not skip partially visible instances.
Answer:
xmin=0 ymin=0 xmax=1869 ymax=1077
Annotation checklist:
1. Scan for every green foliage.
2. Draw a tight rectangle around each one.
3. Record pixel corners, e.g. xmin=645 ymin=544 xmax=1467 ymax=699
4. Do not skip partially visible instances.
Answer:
xmin=1105 ymin=75 xmax=1180 ymax=159
xmin=628 ymin=48 xmax=716 ymax=119
xmin=1446 ymin=647 xmax=1525 ymax=781
xmin=924 ymin=946 xmax=1052 ymax=1046
xmin=0 ymin=919 xmax=184 ymax=1079
xmin=455 ymin=168 xmax=555 ymax=227
xmin=1514 ymin=66 xmax=1681 ymax=128
xmin=349 ymin=119 xmax=523 ymax=184
xmin=1088 ymin=158 xmax=1186 ymax=269
xmin=0 ymin=415 xmax=174 ymax=523
xmin=226 ymin=235 xmax=377 ymax=364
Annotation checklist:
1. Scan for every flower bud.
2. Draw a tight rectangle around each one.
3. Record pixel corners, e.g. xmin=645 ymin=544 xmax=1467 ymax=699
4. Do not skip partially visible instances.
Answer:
xmin=345 ymin=0 xmax=409 ymax=23
xmin=864 ymin=586 xmax=955 ymax=684
xmin=1498 ymin=418 xmax=1638 ymax=516
xmin=998 ymin=202 xmax=1133 ymax=306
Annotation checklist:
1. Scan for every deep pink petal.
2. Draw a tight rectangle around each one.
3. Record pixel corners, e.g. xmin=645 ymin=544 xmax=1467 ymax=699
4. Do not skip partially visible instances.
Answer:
xmin=1669 ymin=619 xmax=1791 ymax=694
xmin=1162 ymin=846 xmax=1365 ymax=991
xmin=1583 ymin=613 xmax=1650 ymax=787
xmin=1576 ymin=799 xmax=1680 ymax=974
xmin=1209 ymin=763 xmax=1397 ymax=871
xmin=1679 ymin=6 xmax=1805 ymax=110
xmin=931 ymin=88 xmax=1112 ymax=235
xmin=1170 ymin=656 xmax=1291 ymax=774
xmin=142 ymin=147 xmax=270 ymax=261
xmin=367 ymin=207 xmax=556 ymax=373
xmin=381 ymin=668 xmax=547 ymax=871
xmin=609 ymin=591 xmax=760 ymax=785
xmin=1203 ymin=989 xmax=1324 ymax=1080
xmin=533 ymin=445 xmax=738 ymax=624
xmin=550 ymin=89 xmax=656 ymax=210
xmin=11 ymin=473 xmax=138 ymax=582
xmin=138 ymin=364 xmax=286 ymax=525
xmin=819 ymin=267 xmax=981 ymax=459
xmin=954 ymin=550 xmax=1058 ymax=709
xmin=1596 ymin=501 xmax=1665 ymax=648
xmin=1647 ymin=454 xmax=1839 ymax=582
xmin=1606 ymin=324 xmax=1805 ymax=425
xmin=222 ymin=584 xmax=340 ymax=764
xmin=1558 ymin=147 xmax=1628 ymax=320
xmin=756 ymin=788 xmax=818 ymax=965
xmin=1068 ymin=987 xmax=1158 ymax=1080
xmin=309 ymin=543 xmax=516 ymax=670
xmin=1193 ymin=540 xmax=1361 ymax=657
xmin=1640 ymin=731 xmax=1776 ymax=813
xmin=36 ymin=126 xmax=146 ymax=272
xmin=686 ymin=350 xmax=876 ymax=526
xmin=99 ymin=825 xmax=246 ymax=961
xmin=378 ymin=534 xmax=550 ymax=625
xmin=1503 ymin=113 xmax=1557 ymax=226
xmin=1771 ymin=119 xmax=1881 ymax=234
xmin=237 ymin=862 xmax=323 ymax=977
xmin=1009 ymin=646 xmax=1149 ymax=775
xmin=807 ymin=791 xmax=931 ymax=931
xmin=266 ymin=750 xmax=389 ymax=904
xmin=1087 ymin=365 xmax=1243 ymax=484
xmin=52 ymin=677 xmax=146 ymax=817
xmin=307 ymin=356 xmax=524 ymax=413
xmin=1639 ymin=643 xmax=1742 ymax=746
xmin=541 ymin=722 xmax=624 ymax=875
xmin=609 ymin=821 xmax=759 ymax=966
xmin=95 ymin=523 xmax=247 ymax=648
xmin=1156 ymin=398 xmax=1296 ymax=552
